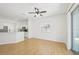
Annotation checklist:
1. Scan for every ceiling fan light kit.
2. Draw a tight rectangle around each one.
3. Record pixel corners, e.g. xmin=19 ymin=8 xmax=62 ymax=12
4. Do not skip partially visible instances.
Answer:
xmin=28 ymin=7 xmax=47 ymax=17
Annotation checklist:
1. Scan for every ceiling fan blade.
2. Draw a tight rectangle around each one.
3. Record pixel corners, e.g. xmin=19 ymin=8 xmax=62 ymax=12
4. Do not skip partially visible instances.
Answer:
xmin=40 ymin=11 xmax=47 ymax=13
xmin=28 ymin=12 xmax=35 ymax=14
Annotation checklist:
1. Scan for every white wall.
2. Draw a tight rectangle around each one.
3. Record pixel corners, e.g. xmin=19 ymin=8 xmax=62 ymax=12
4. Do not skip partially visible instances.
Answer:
xmin=0 ymin=17 xmax=16 ymax=32
xmin=28 ymin=14 xmax=67 ymax=43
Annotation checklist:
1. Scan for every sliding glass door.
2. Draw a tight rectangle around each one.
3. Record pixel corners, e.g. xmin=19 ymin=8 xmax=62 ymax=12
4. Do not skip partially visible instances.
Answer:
xmin=71 ymin=6 xmax=79 ymax=52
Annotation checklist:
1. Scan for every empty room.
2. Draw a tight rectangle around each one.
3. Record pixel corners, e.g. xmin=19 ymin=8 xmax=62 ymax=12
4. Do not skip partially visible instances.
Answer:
xmin=0 ymin=3 xmax=78 ymax=55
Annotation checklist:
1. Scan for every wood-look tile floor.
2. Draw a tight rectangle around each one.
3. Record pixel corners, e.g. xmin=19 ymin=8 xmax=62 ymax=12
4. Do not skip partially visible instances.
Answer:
xmin=0 ymin=38 xmax=73 ymax=55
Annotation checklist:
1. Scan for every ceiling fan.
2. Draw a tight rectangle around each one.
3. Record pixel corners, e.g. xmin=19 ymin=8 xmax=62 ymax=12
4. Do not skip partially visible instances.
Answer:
xmin=28 ymin=7 xmax=47 ymax=17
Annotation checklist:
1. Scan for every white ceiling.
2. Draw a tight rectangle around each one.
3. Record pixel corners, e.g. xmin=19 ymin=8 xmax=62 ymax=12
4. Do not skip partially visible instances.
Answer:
xmin=0 ymin=3 xmax=71 ymax=21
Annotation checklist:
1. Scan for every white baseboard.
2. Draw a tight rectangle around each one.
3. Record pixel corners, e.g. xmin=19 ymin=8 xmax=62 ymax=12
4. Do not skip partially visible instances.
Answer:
xmin=30 ymin=37 xmax=65 ymax=43
xmin=0 ymin=39 xmax=24 ymax=45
